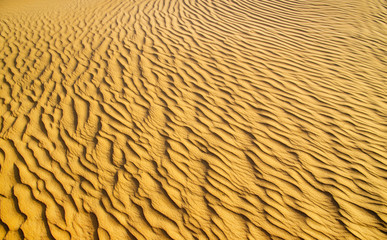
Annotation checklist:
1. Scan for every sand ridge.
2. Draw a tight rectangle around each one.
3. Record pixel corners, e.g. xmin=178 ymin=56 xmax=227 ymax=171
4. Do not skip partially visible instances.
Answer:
xmin=0 ymin=0 xmax=386 ymax=239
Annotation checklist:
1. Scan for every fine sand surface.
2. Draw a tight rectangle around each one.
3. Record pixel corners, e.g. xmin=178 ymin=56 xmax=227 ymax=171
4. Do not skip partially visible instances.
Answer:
xmin=0 ymin=0 xmax=386 ymax=239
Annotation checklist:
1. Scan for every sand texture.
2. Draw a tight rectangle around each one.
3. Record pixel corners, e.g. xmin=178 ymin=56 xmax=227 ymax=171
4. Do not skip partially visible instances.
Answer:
xmin=0 ymin=0 xmax=386 ymax=239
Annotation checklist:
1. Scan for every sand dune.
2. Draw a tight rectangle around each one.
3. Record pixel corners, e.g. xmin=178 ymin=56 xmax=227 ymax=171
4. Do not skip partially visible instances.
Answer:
xmin=0 ymin=0 xmax=386 ymax=239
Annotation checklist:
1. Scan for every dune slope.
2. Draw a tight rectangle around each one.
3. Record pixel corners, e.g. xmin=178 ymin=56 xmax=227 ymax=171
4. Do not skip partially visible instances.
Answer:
xmin=0 ymin=0 xmax=386 ymax=239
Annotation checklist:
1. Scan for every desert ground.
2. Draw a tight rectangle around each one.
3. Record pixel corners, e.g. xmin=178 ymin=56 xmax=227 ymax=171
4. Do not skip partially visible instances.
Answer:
xmin=0 ymin=0 xmax=386 ymax=239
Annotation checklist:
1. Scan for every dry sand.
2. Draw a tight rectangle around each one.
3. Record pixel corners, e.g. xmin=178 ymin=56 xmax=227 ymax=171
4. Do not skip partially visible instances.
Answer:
xmin=0 ymin=0 xmax=386 ymax=239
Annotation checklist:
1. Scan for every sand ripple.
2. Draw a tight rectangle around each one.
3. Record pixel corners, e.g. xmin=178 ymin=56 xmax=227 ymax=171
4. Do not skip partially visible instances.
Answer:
xmin=0 ymin=0 xmax=386 ymax=239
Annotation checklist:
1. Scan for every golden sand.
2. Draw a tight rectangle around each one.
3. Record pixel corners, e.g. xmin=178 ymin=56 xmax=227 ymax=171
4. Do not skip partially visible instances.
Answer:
xmin=0 ymin=0 xmax=386 ymax=239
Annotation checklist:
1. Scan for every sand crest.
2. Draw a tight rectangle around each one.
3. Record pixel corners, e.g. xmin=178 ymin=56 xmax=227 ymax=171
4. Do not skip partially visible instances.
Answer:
xmin=0 ymin=0 xmax=386 ymax=239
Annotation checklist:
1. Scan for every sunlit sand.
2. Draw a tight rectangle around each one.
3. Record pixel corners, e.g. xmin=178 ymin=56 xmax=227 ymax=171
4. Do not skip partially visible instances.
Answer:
xmin=0 ymin=0 xmax=386 ymax=239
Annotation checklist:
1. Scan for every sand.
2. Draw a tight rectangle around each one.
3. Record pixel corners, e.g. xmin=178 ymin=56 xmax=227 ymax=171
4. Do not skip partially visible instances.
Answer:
xmin=0 ymin=0 xmax=386 ymax=239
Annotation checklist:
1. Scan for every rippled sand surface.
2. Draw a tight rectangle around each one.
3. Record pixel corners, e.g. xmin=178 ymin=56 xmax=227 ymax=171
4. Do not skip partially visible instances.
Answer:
xmin=0 ymin=0 xmax=386 ymax=239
